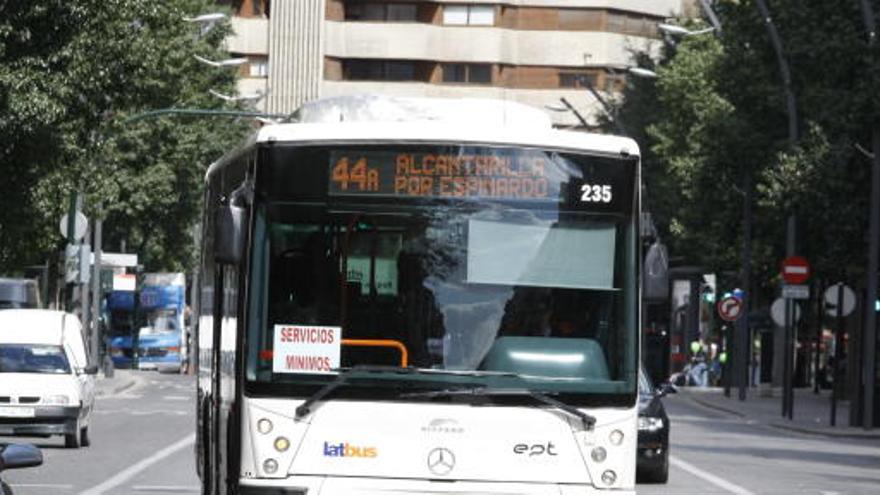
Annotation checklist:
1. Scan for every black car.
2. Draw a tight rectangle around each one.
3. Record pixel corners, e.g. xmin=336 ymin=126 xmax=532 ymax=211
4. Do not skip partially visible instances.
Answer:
xmin=0 ymin=443 xmax=43 ymax=495
xmin=636 ymin=364 xmax=672 ymax=483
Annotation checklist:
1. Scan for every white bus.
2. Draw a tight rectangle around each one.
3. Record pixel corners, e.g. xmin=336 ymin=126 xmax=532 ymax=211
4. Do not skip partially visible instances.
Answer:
xmin=196 ymin=95 xmax=641 ymax=494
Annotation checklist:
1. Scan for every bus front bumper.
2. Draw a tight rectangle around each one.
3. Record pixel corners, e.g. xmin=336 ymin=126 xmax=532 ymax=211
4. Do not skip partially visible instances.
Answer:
xmin=239 ymin=477 xmax=633 ymax=495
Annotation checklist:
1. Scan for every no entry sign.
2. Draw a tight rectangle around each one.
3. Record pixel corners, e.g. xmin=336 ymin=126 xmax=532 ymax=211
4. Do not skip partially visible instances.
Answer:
xmin=717 ymin=295 xmax=743 ymax=322
xmin=781 ymin=256 xmax=811 ymax=285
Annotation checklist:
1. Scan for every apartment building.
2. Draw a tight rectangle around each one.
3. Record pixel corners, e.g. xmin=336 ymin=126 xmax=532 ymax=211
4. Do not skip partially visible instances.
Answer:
xmin=224 ymin=0 xmax=688 ymax=127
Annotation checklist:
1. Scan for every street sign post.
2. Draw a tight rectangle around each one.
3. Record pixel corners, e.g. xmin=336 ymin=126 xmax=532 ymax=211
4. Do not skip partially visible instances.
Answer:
xmin=781 ymin=255 xmax=811 ymax=285
xmin=780 ymin=255 xmax=809 ymax=421
xmin=717 ymin=295 xmax=743 ymax=322
xmin=782 ymin=284 xmax=810 ymax=299
xmin=771 ymin=297 xmax=802 ymax=327
xmin=59 ymin=211 xmax=88 ymax=242
xmin=824 ymin=283 xmax=856 ymax=317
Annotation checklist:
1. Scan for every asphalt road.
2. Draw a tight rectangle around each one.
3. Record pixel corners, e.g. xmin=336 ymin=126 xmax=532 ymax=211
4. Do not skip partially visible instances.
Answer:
xmin=1 ymin=371 xmax=199 ymax=494
xmin=3 ymin=373 xmax=878 ymax=494
xmin=638 ymin=395 xmax=880 ymax=495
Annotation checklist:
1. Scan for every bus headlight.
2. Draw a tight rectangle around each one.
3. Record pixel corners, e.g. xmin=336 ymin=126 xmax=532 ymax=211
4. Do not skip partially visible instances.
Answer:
xmin=601 ymin=470 xmax=617 ymax=485
xmin=263 ymin=458 xmax=278 ymax=474
xmin=257 ymin=418 xmax=273 ymax=434
xmin=590 ymin=446 xmax=607 ymax=463
xmin=274 ymin=436 xmax=290 ymax=452
xmin=609 ymin=429 xmax=624 ymax=445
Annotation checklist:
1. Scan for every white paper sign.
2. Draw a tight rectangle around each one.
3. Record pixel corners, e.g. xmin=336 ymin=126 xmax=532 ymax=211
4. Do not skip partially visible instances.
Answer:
xmin=273 ymin=324 xmax=342 ymax=374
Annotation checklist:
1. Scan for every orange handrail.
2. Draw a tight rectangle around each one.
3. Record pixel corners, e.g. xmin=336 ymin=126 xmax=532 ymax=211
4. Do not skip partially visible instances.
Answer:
xmin=341 ymin=339 xmax=409 ymax=367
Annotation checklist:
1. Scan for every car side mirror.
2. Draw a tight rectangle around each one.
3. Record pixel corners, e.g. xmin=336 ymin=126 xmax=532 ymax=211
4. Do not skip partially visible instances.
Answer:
xmin=0 ymin=443 xmax=43 ymax=471
xmin=657 ymin=381 xmax=677 ymax=397
xmin=83 ymin=365 xmax=99 ymax=375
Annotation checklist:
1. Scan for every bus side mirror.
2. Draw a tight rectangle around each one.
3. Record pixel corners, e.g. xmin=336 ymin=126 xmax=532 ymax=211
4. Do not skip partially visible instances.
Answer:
xmin=0 ymin=443 xmax=43 ymax=471
xmin=214 ymin=204 xmax=246 ymax=265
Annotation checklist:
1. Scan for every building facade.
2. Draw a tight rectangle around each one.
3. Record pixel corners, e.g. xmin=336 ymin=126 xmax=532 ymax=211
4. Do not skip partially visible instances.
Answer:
xmin=224 ymin=0 xmax=689 ymax=127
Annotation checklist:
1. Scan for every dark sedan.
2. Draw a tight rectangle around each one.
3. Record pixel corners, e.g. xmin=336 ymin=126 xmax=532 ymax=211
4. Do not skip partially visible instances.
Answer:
xmin=636 ymin=364 xmax=672 ymax=483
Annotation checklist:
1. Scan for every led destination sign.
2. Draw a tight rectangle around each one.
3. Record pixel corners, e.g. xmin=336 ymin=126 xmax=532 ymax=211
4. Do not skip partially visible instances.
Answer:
xmin=329 ymin=150 xmax=556 ymax=200
xmin=326 ymin=148 xmax=635 ymax=212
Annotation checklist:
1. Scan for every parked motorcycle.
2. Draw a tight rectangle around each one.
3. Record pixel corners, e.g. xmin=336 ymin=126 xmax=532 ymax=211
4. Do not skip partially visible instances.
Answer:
xmin=0 ymin=444 xmax=42 ymax=495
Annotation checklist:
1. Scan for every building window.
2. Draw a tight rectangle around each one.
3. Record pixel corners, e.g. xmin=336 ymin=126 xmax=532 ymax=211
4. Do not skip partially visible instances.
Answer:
xmin=559 ymin=72 xmax=598 ymax=88
xmin=557 ymin=9 xmax=602 ymax=30
xmin=443 ymin=5 xmax=495 ymax=26
xmin=607 ymin=11 xmax=659 ymax=37
xmin=249 ymin=58 xmax=269 ymax=78
xmin=344 ymin=59 xmax=420 ymax=81
xmin=346 ymin=2 xmax=418 ymax=22
xmin=442 ymin=63 xmax=492 ymax=84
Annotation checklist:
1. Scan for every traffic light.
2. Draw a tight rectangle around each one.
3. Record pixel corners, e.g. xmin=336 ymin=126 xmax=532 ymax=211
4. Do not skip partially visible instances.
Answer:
xmin=702 ymin=286 xmax=716 ymax=303
xmin=700 ymin=275 xmax=716 ymax=303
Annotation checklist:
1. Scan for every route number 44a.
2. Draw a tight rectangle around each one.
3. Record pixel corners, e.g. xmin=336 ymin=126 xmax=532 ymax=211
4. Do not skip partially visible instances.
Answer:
xmin=580 ymin=184 xmax=612 ymax=203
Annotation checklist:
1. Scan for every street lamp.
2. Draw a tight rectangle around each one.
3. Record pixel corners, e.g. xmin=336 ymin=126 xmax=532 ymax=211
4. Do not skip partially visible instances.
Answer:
xmin=183 ymin=12 xmax=227 ymax=23
xmin=658 ymin=23 xmax=716 ymax=37
xmin=183 ymin=12 xmax=228 ymax=36
xmin=627 ymin=67 xmax=658 ymax=79
xmin=193 ymin=54 xmax=248 ymax=68
xmin=209 ymin=89 xmax=265 ymax=104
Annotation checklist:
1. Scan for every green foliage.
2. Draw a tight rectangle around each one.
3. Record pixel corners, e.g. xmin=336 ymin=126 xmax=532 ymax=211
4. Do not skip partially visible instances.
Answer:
xmin=0 ymin=0 xmax=251 ymax=273
xmin=617 ymin=0 xmax=880 ymax=301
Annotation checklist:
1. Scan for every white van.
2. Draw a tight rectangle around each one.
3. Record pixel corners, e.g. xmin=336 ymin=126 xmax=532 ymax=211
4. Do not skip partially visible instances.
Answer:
xmin=0 ymin=310 xmax=97 ymax=448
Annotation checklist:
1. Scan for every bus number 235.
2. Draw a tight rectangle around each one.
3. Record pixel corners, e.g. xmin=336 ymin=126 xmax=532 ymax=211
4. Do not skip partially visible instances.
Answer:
xmin=581 ymin=184 xmax=612 ymax=203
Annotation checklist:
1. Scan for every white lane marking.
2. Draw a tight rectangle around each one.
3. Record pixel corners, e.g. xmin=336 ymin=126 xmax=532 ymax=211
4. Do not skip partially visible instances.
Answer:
xmin=11 ymin=484 xmax=75 ymax=489
xmin=78 ymin=433 xmax=195 ymax=495
xmin=131 ymin=486 xmax=200 ymax=492
xmin=670 ymin=455 xmax=756 ymax=495
xmin=162 ymin=395 xmax=190 ymax=401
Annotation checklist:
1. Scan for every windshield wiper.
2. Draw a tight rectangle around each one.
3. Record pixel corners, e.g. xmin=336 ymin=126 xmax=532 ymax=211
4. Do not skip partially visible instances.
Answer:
xmin=294 ymin=365 xmax=416 ymax=420
xmin=294 ymin=366 xmax=524 ymax=420
xmin=402 ymin=387 xmax=596 ymax=431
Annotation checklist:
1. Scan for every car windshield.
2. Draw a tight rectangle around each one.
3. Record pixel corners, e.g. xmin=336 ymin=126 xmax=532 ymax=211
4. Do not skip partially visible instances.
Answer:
xmin=0 ymin=344 xmax=71 ymax=374
xmin=244 ymin=145 xmax=638 ymax=399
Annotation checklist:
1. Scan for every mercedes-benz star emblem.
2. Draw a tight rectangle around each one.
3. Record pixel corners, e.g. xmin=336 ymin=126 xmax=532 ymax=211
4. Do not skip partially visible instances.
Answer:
xmin=426 ymin=447 xmax=455 ymax=476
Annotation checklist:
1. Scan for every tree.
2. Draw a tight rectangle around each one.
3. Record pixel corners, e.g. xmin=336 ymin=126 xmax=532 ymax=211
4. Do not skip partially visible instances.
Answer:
xmin=0 ymin=0 xmax=252 ymax=274
xmin=616 ymin=0 xmax=880 ymax=304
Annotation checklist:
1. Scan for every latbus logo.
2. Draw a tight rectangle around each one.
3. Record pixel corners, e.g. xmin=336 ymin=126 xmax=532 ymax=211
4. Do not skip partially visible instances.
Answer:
xmin=323 ymin=441 xmax=378 ymax=458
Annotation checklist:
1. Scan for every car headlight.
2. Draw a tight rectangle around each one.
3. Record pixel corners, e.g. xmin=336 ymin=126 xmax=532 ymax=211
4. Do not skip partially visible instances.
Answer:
xmin=110 ymin=347 xmax=124 ymax=357
xmin=638 ymin=416 xmax=664 ymax=432
xmin=43 ymin=395 xmax=70 ymax=405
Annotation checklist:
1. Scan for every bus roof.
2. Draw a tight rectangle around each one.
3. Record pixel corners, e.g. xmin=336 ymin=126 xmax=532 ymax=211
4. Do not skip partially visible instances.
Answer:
xmin=207 ymin=95 xmax=639 ymax=181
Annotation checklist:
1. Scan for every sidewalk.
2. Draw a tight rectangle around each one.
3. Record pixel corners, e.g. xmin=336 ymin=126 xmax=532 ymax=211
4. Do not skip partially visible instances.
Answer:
xmin=94 ymin=368 xmax=139 ymax=397
xmin=677 ymin=385 xmax=880 ymax=440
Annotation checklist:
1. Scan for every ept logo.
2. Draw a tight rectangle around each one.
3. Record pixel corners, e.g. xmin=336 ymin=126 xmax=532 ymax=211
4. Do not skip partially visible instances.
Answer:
xmin=323 ymin=441 xmax=377 ymax=458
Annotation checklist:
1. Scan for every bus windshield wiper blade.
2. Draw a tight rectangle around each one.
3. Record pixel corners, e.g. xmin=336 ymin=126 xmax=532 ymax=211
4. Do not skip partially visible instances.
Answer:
xmin=295 ymin=366 xmax=526 ymax=420
xmin=402 ymin=387 xmax=596 ymax=430
xmin=294 ymin=365 xmax=417 ymax=420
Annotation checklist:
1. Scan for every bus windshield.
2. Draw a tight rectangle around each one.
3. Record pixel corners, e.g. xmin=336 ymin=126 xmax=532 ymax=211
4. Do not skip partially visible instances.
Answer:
xmin=245 ymin=145 xmax=638 ymax=399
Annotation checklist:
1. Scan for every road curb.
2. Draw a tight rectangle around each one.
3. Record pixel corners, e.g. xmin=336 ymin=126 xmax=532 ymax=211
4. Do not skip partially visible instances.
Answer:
xmin=687 ymin=395 xmax=747 ymax=418
xmin=96 ymin=370 xmax=140 ymax=397
xmin=687 ymin=393 xmax=880 ymax=440
xmin=767 ymin=421 xmax=880 ymax=440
